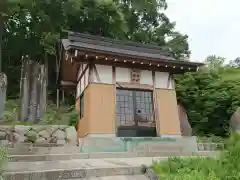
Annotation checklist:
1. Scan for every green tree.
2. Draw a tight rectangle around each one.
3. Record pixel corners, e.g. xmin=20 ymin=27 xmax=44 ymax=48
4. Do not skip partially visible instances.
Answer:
xmin=2 ymin=0 xmax=191 ymax=97
xmin=175 ymin=59 xmax=240 ymax=136
xmin=204 ymin=55 xmax=225 ymax=69
xmin=229 ymin=57 xmax=240 ymax=68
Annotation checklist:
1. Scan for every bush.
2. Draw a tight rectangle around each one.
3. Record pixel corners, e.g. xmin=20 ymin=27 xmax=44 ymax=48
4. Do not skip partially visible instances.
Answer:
xmin=175 ymin=69 xmax=240 ymax=137
xmin=152 ymin=133 xmax=240 ymax=180
xmin=0 ymin=148 xmax=8 ymax=177
xmin=67 ymin=107 xmax=79 ymax=129
xmin=197 ymin=135 xmax=225 ymax=143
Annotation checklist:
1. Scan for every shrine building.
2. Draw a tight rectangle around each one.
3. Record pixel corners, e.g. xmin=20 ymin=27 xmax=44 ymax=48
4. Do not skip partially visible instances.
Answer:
xmin=59 ymin=31 xmax=202 ymax=138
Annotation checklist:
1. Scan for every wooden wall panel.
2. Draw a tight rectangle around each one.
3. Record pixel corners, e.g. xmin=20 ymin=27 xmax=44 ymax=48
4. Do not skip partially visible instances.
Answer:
xmin=156 ymin=89 xmax=181 ymax=135
xmin=77 ymin=86 xmax=91 ymax=137
xmin=77 ymin=83 xmax=115 ymax=137
xmin=88 ymin=84 xmax=115 ymax=134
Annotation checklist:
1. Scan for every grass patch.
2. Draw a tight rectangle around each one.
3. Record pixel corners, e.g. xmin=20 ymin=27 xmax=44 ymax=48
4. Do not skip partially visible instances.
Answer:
xmin=0 ymin=148 xmax=8 ymax=177
xmin=152 ymin=133 xmax=240 ymax=180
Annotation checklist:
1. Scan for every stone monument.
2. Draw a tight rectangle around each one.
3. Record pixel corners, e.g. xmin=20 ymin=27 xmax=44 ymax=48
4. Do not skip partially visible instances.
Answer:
xmin=0 ymin=73 xmax=7 ymax=120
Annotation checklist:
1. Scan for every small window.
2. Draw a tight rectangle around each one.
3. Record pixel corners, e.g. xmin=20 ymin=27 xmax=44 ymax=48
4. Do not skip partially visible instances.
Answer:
xmin=80 ymin=94 xmax=84 ymax=118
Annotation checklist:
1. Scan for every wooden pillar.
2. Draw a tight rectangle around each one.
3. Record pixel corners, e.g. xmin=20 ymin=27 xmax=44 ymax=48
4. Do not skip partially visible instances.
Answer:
xmin=112 ymin=65 xmax=117 ymax=135
xmin=152 ymin=71 xmax=160 ymax=137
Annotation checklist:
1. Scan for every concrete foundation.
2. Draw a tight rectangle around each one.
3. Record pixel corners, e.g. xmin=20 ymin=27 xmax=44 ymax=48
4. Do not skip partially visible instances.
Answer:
xmin=79 ymin=136 xmax=198 ymax=153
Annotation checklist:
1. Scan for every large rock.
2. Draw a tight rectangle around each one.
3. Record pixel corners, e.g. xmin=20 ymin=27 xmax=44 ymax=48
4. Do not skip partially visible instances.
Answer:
xmin=178 ymin=105 xmax=192 ymax=136
xmin=230 ymin=107 xmax=240 ymax=132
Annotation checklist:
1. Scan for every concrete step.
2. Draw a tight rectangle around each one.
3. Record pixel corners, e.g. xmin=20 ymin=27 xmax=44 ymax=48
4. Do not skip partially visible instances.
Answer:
xmin=4 ymin=157 xmax=165 ymax=180
xmin=4 ymin=152 xmax=219 ymax=180
xmin=7 ymin=145 xmax=80 ymax=155
xmin=9 ymin=151 xmax=219 ymax=162
xmin=67 ymin=175 xmax=149 ymax=180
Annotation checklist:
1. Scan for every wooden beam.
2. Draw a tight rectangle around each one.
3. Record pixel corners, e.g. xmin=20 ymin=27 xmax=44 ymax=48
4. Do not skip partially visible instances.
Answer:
xmin=113 ymin=65 xmax=117 ymax=136
xmin=76 ymin=64 xmax=81 ymax=81
xmin=84 ymin=66 xmax=86 ymax=88
xmin=152 ymin=71 xmax=160 ymax=137
xmin=81 ymin=60 xmax=191 ymax=74
xmin=71 ymin=49 xmax=202 ymax=69
xmin=77 ymin=64 xmax=89 ymax=82
xmin=93 ymin=64 xmax=101 ymax=82
xmin=116 ymin=82 xmax=153 ymax=90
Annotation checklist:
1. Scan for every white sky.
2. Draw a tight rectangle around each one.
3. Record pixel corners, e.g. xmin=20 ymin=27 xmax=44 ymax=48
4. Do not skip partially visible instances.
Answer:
xmin=165 ymin=0 xmax=240 ymax=62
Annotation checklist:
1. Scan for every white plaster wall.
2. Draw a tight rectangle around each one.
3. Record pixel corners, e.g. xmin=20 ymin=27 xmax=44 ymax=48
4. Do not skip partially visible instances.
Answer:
xmin=76 ymin=64 xmax=82 ymax=97
xmin=140 ymin=70 xmax=153 ymax=85
xmin=116 ymin=67 xmax=130 ymax=82
xmin=155 ymin=71 xmax=173 ymax=89
xmin=85 ymin=68 xmax=89 ymax=87
xmin=77 ymin=65 xmax=82 ymax=80
xmin=76 ymin=64 xmax=175 ymax=94
xmin=95 ymin=65 xmax=112 ymax=84
xmin=76 ymin=81 xmax=80 ymax=97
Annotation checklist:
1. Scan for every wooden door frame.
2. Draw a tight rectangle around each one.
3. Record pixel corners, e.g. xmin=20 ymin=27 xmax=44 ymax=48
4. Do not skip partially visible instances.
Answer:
xmin=115 ymin=88 xmax=156 ymax=137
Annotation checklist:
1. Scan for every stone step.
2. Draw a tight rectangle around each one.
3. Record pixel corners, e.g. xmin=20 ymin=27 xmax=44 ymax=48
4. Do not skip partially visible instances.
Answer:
xmin=4 ymin=157 xmax=166 ymax=180
xmin=7 ymin=145 xmax=80 ymax=155
xmin=4 ymin=153 xmax=220 ymax=180
xmin=9 ymin=151 xmax=219 ymax=162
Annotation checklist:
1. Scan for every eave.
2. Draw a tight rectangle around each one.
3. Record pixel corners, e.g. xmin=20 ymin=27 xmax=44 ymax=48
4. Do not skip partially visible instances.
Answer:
xmin=60 ymin=32 xmax=204 ymax=86
xmin=63 ymin=46 xmax=203 ymax=74
xmin=61 ymin=31 xmax=203 ymax=73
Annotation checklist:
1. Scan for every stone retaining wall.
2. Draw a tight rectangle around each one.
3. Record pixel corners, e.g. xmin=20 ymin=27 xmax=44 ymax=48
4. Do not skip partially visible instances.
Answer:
xmin=0 ymin=125 xmax=77 ymax=147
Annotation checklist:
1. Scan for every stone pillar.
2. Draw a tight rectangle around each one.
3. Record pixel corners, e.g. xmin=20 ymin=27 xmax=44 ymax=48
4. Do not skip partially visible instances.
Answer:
xmin=0 ymin=73 xmax=7 ymax=120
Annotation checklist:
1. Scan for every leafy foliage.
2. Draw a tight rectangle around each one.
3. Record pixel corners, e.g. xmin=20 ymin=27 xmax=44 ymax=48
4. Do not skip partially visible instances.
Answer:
xmin=229 ymin=57 xmax=240 ymax=68
xmin=152 ymin=134 xmax=240 ymax=180
xmin=175 ymin=55 xmax=240 ymax=137
xmin=2 ymin=100 xmax=77 ymax=125
xmin=2 ymin=0 xmax=240 ymax=139
xmin=1 ymin=0 xmax=189 ymax=97
xmin=204 ymin=55 xmax=225 ymax=69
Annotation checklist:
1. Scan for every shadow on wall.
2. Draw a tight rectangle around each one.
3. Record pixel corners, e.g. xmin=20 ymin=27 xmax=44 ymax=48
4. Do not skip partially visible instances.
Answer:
xmin=230 ymin=107 xmax=240 ymax=132
xmin=177 ymin=104 xmax=192 ymax=136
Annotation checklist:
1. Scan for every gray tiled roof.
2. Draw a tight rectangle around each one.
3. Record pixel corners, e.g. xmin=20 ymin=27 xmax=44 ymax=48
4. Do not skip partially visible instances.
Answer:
xmin=62 ymin=39 xmax=175 ymax=61
xmin=61 ymin=32 xmax=203 ymax=67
